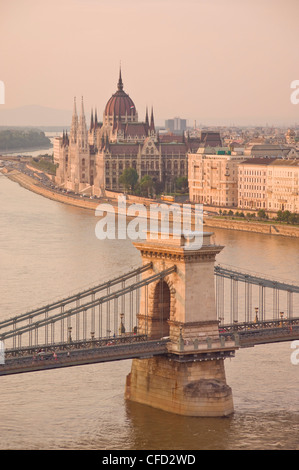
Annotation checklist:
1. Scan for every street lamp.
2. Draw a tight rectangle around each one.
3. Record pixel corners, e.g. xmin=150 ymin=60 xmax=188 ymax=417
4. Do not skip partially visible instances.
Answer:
xmin=67 ymin=326 xmax=72 ymax=343
xmin=254 ymin=307 xmax=259 ymax=323
xmin=119 ymin=313 xmax=126 ymax=335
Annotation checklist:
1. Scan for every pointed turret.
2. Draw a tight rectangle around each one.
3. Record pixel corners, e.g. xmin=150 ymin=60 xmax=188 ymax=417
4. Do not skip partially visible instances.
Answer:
xmin=77 ymin=96 xmax=88 ymax=149
xmin=145 ymin=107 xmax=149 ymax=127
xmin=70 ymin=97 xmax=78 ymax=144
xmin=150 ymin=106 xmax=155 ymax=133
xmin=90 ymin=108 xmax=94 ymax=130
xmin=117 ymin=66 xmax=124 ymax=91
xmin=80 ymin=96 xmax=85 ymax=121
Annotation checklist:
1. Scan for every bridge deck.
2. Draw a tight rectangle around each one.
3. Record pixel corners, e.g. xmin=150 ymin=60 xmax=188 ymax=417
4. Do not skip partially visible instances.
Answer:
xmin=1 ymin=321 xmax=299 ymax=376
xmin=1 ymin=264 xmax=299 ymax=376
xmin=220 ymin=319 xmax=299 ymax=347
xmin=0 ymin=337 xmax=169 ymax=376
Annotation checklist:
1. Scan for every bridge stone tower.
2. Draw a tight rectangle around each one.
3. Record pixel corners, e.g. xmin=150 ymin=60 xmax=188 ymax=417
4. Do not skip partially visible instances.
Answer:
xmin=125 ymin=231 xmax=236 ymax=417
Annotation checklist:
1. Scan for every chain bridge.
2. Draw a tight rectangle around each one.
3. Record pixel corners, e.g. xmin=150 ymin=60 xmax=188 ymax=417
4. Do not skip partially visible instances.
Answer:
xmin=1 ymin=259 xmax=299 ymax=377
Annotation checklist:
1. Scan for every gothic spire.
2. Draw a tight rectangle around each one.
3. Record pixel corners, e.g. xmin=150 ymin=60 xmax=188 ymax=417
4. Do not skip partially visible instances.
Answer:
xmin=80 ymin=96 xmax=85 ymax=118
xmin=90 ymin=108 xmax=94 ymax=130
xmin=78 ymin=96 xmax=88 ymax=149
xmin=117 ymin=66 xmax=124 ymax=91
xmin=150 ymin=106 xmax=155 ymax=132
xmin=72 ymin=96 xmax=77 ymax=116
xmin=70 ymin=97 xmax=78 ymax=144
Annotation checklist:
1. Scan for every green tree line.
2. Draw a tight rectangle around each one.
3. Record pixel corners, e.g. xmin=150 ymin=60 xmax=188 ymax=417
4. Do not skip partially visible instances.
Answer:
xmin=0 ymin=129 xmax=51 ymax=151
xmin=118 ymin=168 xmax=188 ymax=198
xmin=220 ymin=208 xmax=299 ymax=225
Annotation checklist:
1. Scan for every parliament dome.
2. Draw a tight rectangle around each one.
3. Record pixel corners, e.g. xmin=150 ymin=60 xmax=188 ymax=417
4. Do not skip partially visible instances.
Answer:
xmin=104 ymin=69 xmax=137 ymax=118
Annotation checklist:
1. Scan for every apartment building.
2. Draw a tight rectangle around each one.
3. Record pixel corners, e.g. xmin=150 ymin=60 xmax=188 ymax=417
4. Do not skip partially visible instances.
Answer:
xmin=267 ymin=159 xmax=299 ymax=212
xmin=188 ymin=148 xmax=245 ymax=207
xmin=238 ymin=158 xmax=274 ymax=210
xmin=238 ymin=158 xmax=299 ymax=212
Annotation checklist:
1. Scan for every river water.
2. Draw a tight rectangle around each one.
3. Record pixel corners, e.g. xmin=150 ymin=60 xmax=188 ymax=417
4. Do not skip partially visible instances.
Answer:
xmin=0 ymin=175 xmax=299 ymax=450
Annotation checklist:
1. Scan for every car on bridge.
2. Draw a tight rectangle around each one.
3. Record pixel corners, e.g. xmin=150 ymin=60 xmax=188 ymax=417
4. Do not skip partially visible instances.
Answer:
xmin=36 ymin=351 xmax=55 ymax=361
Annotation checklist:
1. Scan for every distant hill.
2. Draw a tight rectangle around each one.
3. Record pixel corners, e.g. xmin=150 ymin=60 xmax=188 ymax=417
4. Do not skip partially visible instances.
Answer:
xmin=0 ymin=128 xmax=51 ymax=152
xmin=0 ymin=105 xmax=72 ymax=127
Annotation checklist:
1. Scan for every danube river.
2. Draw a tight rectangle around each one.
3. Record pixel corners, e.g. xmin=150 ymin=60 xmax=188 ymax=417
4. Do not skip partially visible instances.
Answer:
xmin=1 ymin=175 xmax=299 ymax=450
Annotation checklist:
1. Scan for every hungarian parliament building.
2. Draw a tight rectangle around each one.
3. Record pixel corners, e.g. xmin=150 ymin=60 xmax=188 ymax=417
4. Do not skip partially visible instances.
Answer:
xmin=54 ymin=69 xmax=222 ymax=196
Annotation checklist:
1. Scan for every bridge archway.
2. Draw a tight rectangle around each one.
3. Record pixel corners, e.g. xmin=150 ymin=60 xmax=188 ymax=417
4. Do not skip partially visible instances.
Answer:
xmin=152 ymin=280 xmax=171 ymax=338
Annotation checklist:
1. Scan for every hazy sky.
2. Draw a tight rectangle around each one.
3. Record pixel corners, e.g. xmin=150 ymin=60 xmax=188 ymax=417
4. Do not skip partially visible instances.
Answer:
xmin=0 ymin=0 xmax=299 ymax=126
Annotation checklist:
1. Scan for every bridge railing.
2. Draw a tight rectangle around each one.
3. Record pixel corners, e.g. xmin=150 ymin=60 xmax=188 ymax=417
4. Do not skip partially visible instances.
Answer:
xmin=215 ymin=264 xmax=299 ymax=326
xmin=0 ymin=263 xmax=153 ymax=330
xmin=2 ymin=262 xmax=299 ymax=357
xmin=0 ymin=265 xmax=176 ymax=353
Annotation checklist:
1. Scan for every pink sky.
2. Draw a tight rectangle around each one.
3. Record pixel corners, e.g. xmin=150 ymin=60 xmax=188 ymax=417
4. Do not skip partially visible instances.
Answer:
xmin=0 ymin=0 xmax=299 ymax=126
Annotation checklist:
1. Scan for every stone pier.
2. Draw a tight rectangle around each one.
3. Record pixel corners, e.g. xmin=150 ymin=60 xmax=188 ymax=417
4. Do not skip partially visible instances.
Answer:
xmin=125 ymin=231 xmax=236 ymax=417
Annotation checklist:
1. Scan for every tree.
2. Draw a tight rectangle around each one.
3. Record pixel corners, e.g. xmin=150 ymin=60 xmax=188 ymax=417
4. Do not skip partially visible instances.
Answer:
xmin=119 ymin=168 xmax=139 ymax=192
xmin=257 ymin=209 xmax=267 ymax=219
xmin=138 ymin=175 xmax=154 ymax=197
xmin=175 ymin=176 xmax=188 ymax=192
xmin=276 ymin=210 xmax=284 ymax=221
xmin=153 ymin=179 xmax=164 ymax=196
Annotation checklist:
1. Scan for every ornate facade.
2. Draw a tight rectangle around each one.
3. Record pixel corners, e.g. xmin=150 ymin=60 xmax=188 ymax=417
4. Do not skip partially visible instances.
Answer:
xmin=54 ymin=69 xmax=222 ymax=196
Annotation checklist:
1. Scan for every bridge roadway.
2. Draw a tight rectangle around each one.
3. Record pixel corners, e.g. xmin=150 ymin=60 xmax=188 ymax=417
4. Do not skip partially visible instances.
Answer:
xmin=0 ymin=335 xmax=169 ymax=376
xmin=1 ymin=319 xmax=299 ymax=376
xmin=221 ymin=318 xmax=299 ymax=347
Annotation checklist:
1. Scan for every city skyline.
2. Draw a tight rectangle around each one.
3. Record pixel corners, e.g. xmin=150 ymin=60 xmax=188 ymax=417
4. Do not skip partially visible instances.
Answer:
xmin=0 ymin=0 xmax=299 ymax=127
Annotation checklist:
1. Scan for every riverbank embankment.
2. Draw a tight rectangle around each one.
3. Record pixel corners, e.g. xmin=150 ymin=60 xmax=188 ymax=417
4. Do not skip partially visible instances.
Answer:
xmin=3 ymin=167 xmax=299 ymax=238
xmin=3 ymin=168 xmax=99 ymax=211
xmin=204 ymin=216 xmax=299 ymax=238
